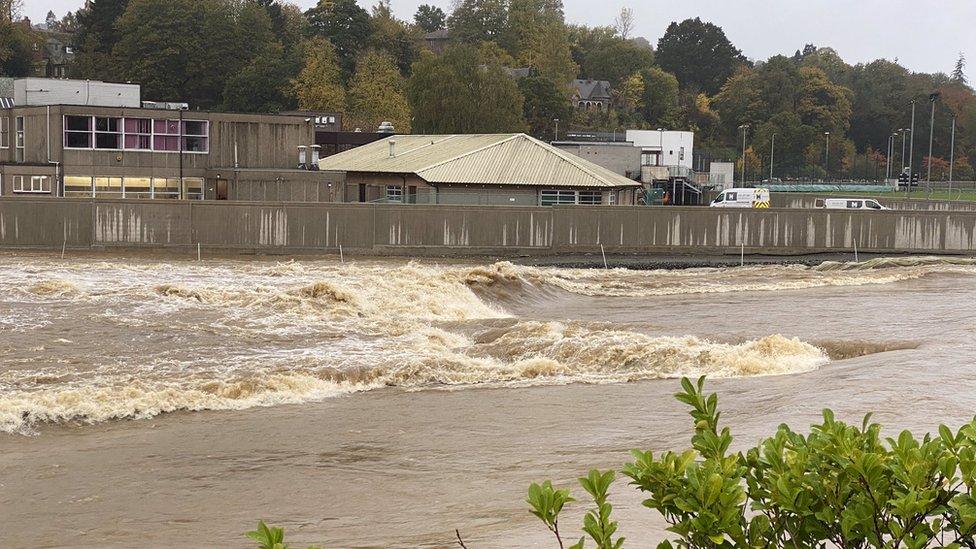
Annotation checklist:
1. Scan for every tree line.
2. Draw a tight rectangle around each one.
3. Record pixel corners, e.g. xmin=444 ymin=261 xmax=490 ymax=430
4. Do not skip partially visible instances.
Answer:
xmin=5 ymin=0 xmax=976 ymax=180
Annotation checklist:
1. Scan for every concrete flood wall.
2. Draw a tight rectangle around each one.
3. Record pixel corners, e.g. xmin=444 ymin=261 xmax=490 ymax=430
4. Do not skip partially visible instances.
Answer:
xmin=772 ymin=192 xmax=976 ymax=212
xmin=0 ymin=198 xmax=973 ymax=255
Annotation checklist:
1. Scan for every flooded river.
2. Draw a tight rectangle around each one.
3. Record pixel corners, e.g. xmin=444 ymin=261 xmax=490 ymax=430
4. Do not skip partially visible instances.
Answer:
xmin=2 ymin=253 xmax=975 ymax=547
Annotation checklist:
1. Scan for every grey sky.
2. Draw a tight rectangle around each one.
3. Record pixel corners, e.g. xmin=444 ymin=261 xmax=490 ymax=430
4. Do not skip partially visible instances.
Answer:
xmin=29 ymin=0 xmax=975 ymax=76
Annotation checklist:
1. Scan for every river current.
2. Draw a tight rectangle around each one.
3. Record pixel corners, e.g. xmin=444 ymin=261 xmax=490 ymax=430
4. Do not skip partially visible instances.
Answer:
xmin=1 ymin=252 xmax=975 ymax=547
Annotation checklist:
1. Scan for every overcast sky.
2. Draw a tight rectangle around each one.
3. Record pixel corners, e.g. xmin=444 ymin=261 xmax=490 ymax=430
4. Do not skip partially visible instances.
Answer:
xmin=30 ymin=0 xmax=975 ymax=76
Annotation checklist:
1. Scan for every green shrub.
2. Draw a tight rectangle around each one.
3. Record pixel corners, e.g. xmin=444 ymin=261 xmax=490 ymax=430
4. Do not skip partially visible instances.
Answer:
xmin=245 ymin=520 xmax=320 ymax=549
xmin=527 ymin=376 xmax=976 ymax=548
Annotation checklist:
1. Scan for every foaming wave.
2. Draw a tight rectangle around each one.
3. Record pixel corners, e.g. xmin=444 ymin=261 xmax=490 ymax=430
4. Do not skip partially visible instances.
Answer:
xmin=455 ymin=258 xmax=976 ymax=299
xmin=0 ymin=322 xmax=827 ymax=434
xmin=814 ymin=256 xmax=976 ymax=271
xmin=25 ymin=279 xmax=81 ymax=297
xmin=0 ymin=374 xmax=375 ymax=435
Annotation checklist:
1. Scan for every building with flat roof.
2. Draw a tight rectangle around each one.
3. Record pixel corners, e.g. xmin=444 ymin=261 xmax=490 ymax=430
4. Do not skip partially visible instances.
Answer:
xmin=0 ymin=79 xmax=342 ymax=202
xmin=319 ymin=133 xmax=641 ymax=206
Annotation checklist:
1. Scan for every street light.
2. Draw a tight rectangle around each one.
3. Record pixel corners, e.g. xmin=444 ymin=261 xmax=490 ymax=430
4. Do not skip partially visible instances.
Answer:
xmin=738 ymin=124 xmax=749 ymax=186
xmin=907 ymin=99 xmax=917 ymax=198
xmin=926 ymin=92 xmax=940 ymax=193
xmin=886 ymin=133 xmax=895 ymax=182
xmin=949 ymin=115 xmax=957 ymax=198
xmin=899 ymin=128 xmax=909 ymax=172
xmin=824 ymin=131 xmax=830 ymax=180
xmin=769 ymin=133 xmax=776 ymax=182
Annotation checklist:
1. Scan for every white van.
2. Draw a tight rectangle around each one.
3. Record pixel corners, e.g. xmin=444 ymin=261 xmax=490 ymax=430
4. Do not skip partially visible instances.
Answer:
xmin=815 ymin=198 xmax=888 ymax=211
xmin=709 ymin=188 xmax=770 ymax=208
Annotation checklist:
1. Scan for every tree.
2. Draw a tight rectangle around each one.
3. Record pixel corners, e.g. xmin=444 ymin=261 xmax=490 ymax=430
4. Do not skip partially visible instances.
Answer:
xmin=291 ymin=37 xmax=346 ymax=112
xmin=613 ymin=7 xmax=634 ymax=39
xmin=73 ymin=0 xmax=130 ymax=80
xmin=507 ymin=0 xmax=577 ymax=85
xmin=447 ymin=0 xmax=508 ymax=44
xmin=346 ymin=49 xmax=411 ymax=133
xmin=952 ymin=52 xmax=967 ymax=86
xmin=580 ymin=37 xmax=654 ymax=86
xmin=223 ymin=42 xmax=297 ymax=113
xmin=305 ymin=0 xmax=370 ymax=76
xmin=638 ymin=67 xmax=680 ymax=128
xmin=0 ymin=17 xmax=31 ymax=76
xmin=656 ymin=17 xmax=743 ymax=94
xmin=519 ymin=76 xmax=573 ymax=139
xmin=112 ymin=0 xmax=239 ymax=109
xmin=45 ymin=10 xmax=57 ymax=28
xmin=408 ymin=46 xmax=526 ymax=133
xmin=366 ymin=0 xmax=422 ymax=75
xmin=413 ymin=4 xmax=446 ymax=33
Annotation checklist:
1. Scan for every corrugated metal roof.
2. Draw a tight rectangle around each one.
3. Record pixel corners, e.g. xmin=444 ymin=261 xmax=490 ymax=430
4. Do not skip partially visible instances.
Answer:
xmin=318 ymin=133 xmax=641 ymax=188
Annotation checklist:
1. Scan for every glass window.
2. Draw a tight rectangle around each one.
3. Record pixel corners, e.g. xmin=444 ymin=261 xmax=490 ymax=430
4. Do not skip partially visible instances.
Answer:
xmin=13 ymin=175 xmax=51 ymax=193
xmin=153 ymin=119 xmax=181 ymax=151
xmin=153 ymin=177 xmax=180 ymax=199
xmin=124 ymin=118 xmax=152 ymax=150
xmin=578 ymin=190 xmax=602 ymax=205
xmin=15 ymin=116 xmax=24 ymax=162
xmin=124 ymin=177 xmax=152 ymax=198
xmin=540 ymin=190 xmax=577 ymax=206
xmin=94 ymin=117 xmax=122 ymax=149
xmin=182 ymin=120 xmax=208 ymax=153
xmin=0 ymin=117 xmax=8 ymax=149
xmin=866 ymin=200 xmax=882 ymax=210
xmin=386 ymin=185 xmax=403 ymax=202
xmin=64 ymin=176 xmax=93 ymax=197
xmin=64 ymin=115 xmax=92 ymax=148
xmin=183 ymin=177 xmax=204 ymax=200
xmin=94 ymin=176 xmax=123 ymax=197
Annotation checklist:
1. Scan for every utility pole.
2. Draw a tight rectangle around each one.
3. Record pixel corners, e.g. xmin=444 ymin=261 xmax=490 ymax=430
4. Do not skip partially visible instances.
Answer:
xmin=949 ymin=115 xmax=957 ymax=198
xmin=824 ymin=131 xmax=830 ymax=180
xmin=926 ymin=92 xmax=939 ymax=194
xmin=900 ymin=129 xmax=907 ymax=172
xmin=886 ymin=133 xmax=894 ymax=182
xmin=738 ymin=124 xmax=749 ymax=186
xmin=769 ymin=133 xmax=776 ymax=182
xmin=907 ymin=99 xmax=916 ymax=198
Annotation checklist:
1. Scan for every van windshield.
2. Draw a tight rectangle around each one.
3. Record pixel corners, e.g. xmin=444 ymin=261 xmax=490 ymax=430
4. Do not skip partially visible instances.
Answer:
xmin=865 ymin=200 xmax=882 ymax=210
xmin=713 ymin=193 xmax=725 ymax=203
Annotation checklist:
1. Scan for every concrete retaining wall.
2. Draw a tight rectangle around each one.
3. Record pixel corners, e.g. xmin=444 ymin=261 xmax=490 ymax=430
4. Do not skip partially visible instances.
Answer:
xmin=0 ymin=198 xmax=974 ymax=255
xmin=771 ymin=192 xmax=976 ymax=212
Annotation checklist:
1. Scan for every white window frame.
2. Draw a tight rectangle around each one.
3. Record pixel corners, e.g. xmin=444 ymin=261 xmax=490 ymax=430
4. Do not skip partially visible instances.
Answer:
xmin=13 ymin=175 xmax=51 ymax=193
xmin=94 ymin=116 xmax=123 ymax=150
xmin=540 ymin=190 xmax=578 ymax=206
xmin=577 ymin=190 xmax=603 ymax=205
xmin=15 ymin=116 xmax=24 ymax=162
xmin=0 ymin=117 xmax=8 ymax=149
xmin=386 ymin=185 xmax=403 ymax=202
xmin=62 ymin=115 xmax=209 ymax=154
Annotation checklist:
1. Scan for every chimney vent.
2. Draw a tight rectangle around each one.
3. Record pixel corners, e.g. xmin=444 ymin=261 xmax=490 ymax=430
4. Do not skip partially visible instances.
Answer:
xmin=388 ymin=139 xmax=397 ymax=158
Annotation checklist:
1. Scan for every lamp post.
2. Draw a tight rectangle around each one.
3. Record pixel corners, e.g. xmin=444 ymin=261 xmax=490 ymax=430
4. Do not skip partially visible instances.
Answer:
xmin=926 ymin=92 xmax=940 ymax=194
xmin=886 ymin=133 xmax=895 ymax=182
xmin=769 ymin=133 xmax=776 ymax=182
xmin=907 ymin=99 xmax=917 ymax=198
xmin=900 ymin=128 xmax=908 ymax=173
xmin=738 ymin=124 xmax=749 ymax=186
xmin=824 ymin=131 xmax=830 ymax=180
xmin=949 ymin=115 xmax=957 ymax=198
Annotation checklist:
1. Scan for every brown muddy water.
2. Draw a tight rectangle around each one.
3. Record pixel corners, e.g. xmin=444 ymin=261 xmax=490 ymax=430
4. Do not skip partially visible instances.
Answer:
xmin=1 ymin=253 xmax=975 ymax=547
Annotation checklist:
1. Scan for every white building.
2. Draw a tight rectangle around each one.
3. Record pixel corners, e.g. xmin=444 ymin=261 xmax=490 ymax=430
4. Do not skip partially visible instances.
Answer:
xmin=625 ymin=130 xmax=694 ymax=170
xmin=14 ymin=78 xmax=141 ymax=108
